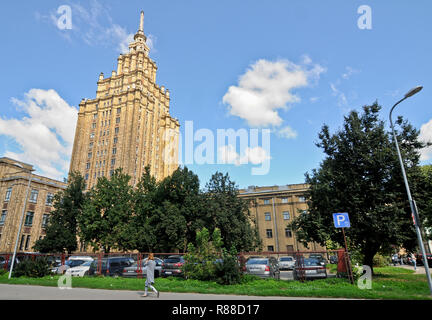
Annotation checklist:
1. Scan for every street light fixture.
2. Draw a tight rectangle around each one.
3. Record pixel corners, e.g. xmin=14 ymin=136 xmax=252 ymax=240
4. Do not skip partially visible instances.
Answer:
xmin=7 ymin=165 xmax=34 ymax=279
xmin=389 ymin=85 xmax=432 ymax=295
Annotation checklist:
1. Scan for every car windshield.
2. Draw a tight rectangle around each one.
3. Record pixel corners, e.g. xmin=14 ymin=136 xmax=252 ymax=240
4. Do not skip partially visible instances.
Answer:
xmin=164 ymin=257 xmax=183 ymax=263
xmin=303 ymin=258 xmax=321 ymax=266
xmin=247 ymin=259 xmax=268 ymax=265
xmin=280 ymin=257 xmax=293 ymax=261
xmin=81 ymin=261 xmax=92 ymax=266
xmin=66 ymin=260 xmax=85 ymax=266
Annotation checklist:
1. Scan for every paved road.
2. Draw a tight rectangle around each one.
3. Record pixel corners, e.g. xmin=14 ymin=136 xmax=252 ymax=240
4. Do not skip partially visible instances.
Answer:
xmin=0 ymin=284 xmax=351 ymax=300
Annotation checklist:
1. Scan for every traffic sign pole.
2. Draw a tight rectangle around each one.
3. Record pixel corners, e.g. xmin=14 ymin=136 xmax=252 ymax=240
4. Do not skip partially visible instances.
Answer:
xmin=342 ymin=227 xmax=354 ymax=284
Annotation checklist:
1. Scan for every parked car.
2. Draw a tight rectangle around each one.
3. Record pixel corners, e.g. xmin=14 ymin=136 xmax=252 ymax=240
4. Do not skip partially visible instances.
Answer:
xmin=122 ymin=257 xmax=163 ymax=278
xmin=416 ymin=254 xmax=432 ymax=267
xmin=278 ymin=256 xmax=295 ymax=270
xmin=55 ymin=256 xmax=94 ymax=274
xmin=244 ymin=257 xmax=280 ymax=280
xmin=309 ymin=254 xmax=327 ymax=266
xmin=293 ymin=258 xmax=327 ymax=280
xmin=329 ymin=255 xmax=338 ymax=264
xmin=65 ymin=260 xmax=93 ymax=277
xmin=0 ymin=256 xmax=21 ymax=271
xmin=161 ymin=255 xmax=185 ymax=277
xmin=88 ymin=256 xmax=135 ymax=277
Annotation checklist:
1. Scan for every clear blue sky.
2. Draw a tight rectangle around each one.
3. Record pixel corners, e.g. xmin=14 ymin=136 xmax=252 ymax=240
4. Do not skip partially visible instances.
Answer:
xmin=1 ymin=0 xmax=432 ymax=189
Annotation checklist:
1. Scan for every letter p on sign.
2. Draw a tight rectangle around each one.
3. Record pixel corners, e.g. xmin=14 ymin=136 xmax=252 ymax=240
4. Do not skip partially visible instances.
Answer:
xmin=333 ymin=213 xmax=351 ymax=228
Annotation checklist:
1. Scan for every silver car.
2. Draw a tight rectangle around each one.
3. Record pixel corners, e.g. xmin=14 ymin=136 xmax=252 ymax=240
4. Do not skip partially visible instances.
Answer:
xmin=245 ymin=257 xmax=280 ymax=280
xmin=293 ymin=258 xmax=327 ymax=280
xmin=122 ymin=257 xmax=163 ymax=278
xmin=278 ymin=256 xmax=295 ymax=270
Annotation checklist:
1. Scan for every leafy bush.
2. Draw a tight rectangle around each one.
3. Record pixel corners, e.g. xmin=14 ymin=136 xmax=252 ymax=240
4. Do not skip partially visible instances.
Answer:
xmin=13 ymin=257 xmax=51 ymax=278
xmin=373 ymin=254 xmax=390 ymax=267
xmin=214 ymin=247 xmax=242 ymax=285
xmin=183 ymin=228 xmax=243 ymax=285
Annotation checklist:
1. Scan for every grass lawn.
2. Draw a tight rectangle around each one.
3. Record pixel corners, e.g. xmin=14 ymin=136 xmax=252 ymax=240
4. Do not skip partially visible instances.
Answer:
xmin=0 ymin=267 xmax=431 ymax=300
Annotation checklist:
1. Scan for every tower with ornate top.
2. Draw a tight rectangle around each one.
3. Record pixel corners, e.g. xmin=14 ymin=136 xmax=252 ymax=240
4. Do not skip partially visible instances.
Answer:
xmin=69 ymin=11 xmax=180 ymax=189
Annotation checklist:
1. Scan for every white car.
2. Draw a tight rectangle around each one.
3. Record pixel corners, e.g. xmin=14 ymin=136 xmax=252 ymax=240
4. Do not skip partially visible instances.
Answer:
xmin=278 ymin=256 xmax=296 ymax=270
xmin=65 ymin=260 xmax=93 ymax=277
xmin=55 ymin=256 xmax=94 ymax=274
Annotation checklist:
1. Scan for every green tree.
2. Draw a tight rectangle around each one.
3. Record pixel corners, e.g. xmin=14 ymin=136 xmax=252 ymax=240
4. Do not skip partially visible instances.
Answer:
xmin=183 ymin=227 xmax=223 ymax=281
xmin=289 ymin=103 xmax=426 ymax=273
xmin=77 ymin=169 xmax=134 ymax=252
xmin=33 ymin=171 xmax=86 ymax=254
xmin=204 ymin=172 xmax=261 ymax=252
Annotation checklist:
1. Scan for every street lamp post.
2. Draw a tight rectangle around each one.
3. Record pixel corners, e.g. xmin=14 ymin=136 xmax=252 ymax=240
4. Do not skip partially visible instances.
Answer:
xmin=389 ymin=86 xmax=432 ymax=295
xmin=8 ymin=165 xmax=34 ymax=279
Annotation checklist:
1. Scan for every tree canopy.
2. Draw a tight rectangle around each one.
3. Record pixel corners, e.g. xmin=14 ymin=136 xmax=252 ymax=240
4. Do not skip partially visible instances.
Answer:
xmin=33 ymin=171 xmax=86 ymax=254
xmin=289 ymin=103 xmax=428 ymax=272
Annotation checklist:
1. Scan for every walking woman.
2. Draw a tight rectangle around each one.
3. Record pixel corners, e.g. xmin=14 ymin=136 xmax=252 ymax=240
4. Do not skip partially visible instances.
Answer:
xmin=142 ymin=253 xmax=159 ymax=298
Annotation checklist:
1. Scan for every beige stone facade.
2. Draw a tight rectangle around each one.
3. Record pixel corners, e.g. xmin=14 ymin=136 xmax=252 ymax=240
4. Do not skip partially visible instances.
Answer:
xmin=239 ymin=184 xmax=326 ymax=253
xmin=69 ymin=12 xmax=180 ymax=189
xmin=0 ymin=158 xmax=66 ymax=253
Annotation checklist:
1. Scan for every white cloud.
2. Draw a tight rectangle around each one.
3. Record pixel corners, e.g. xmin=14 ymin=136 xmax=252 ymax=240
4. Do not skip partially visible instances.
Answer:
xmin=41 ymin=0 xmax=155 ymax=54
xmin=342 ymin=66 xmax=359 ymax=80
xmin=0 ymin=89 xmax=77 ymax=180
xmin=223 ymin=58 xmax=326 ymax=129
xmin=218 ymin=145 xmax=271 ymax=166
xmin=277 ymin=126 xmax=298 ymax=139
xmin=330 ymin=82 xmax=348 ymax=107
xmin=419 ymin=119 xmax=432 ymax=161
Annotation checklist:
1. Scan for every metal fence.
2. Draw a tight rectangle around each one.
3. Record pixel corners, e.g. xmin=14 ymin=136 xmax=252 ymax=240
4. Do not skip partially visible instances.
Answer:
xmin=1 ymin=250 xmax=354 ymax=283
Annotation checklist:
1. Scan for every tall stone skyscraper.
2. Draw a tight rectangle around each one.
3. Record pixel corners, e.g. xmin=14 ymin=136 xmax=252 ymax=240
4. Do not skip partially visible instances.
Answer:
xmin=70 ymin=11 xmax=180 ymax=189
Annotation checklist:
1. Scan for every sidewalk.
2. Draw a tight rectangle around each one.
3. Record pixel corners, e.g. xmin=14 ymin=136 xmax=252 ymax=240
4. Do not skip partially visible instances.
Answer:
xmin=395 ymin=264 xmax=431 ymax=274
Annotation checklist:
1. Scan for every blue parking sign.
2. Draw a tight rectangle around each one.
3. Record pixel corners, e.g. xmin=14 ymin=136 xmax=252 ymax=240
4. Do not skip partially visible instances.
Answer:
xmin=333 ymin=213 xmax=350 ymax=228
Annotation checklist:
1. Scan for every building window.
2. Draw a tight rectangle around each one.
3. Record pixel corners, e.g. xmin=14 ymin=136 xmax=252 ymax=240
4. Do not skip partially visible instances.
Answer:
xmin=90 ymin=133 xmax=95 ymax=139
xmin=19 ymin=235 xmax=25 ymax=250
xmin=286 ymin=245 xmax=294 ymax=252
xmin=42 ymin=214 xmax=50 ymax=228
xmin=5 ymin=187 xmax=12 ymax=201
xmin=85 ymin=174 xmax=89 ymax=181
xmin=86 ymin=163 xmax=91 ymax=170
xmin=117 ymin=108 xmax=121 ymax=114
xmin=283 ymin=211 xmax=290 ymax=220
xmin=285 ymin=228 xmax=293 ymax=238
xmin=111 ymin=159 xmax=116 ymax=166
xmin=112 ymin=148 xmax=117 ymax=155
xmin=93 ymin=113 xmax=98 ymax=119
xmin=92 ymin=123 xmax=96 ymax=129
xmin=0 ymin=210 xmax=7 ymax=226
xmin=263 ymin=199 xmax=270 ymax=205
xmin=113 ymin=137 xmax=118 ymax=144
xmin=29 ymin=190 xmax=39 ymax=203
xmin=298 ymin=196 xmax=306 ymax=202
xmin=45 ymin=193 xmax=54 ymax=206
xmin=264 ymin=212 xmax=271 ymax=221
xmin=24 ymin=212 xmax=34 ymax=227
xmin=115 ymin=127 xmax=119 ymax=135
xmin=267 ymin=246 xmax=274 ymax=252
xmin=266 ymin=229 xmax=273 ymax=238
xmin=116 ymin=117 xmax=121 ymax=124
xmin=281 ymin=197 xmax=288 ymax=204
xmin=24 ymin=235 xmax=31 ymax=251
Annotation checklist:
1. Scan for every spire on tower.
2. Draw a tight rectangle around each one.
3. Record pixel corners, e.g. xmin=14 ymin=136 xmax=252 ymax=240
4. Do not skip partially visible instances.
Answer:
xmin=139 ymin=11 xmax=144 ymax=32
